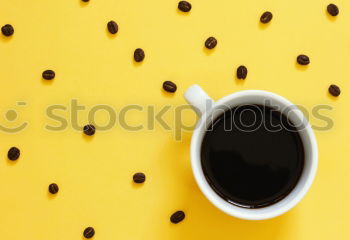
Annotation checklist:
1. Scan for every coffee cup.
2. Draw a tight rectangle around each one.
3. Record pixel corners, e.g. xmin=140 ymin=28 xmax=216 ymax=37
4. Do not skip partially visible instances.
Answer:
xmin=184 ymin=85 xmax=318 ymax=220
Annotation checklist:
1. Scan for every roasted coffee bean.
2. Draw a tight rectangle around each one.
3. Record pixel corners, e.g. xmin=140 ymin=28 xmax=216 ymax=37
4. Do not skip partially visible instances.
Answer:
xmin=48 ymin=183 xmax=59 ymax=194
xmin=329 ymin=84 xmax=341 ymax=96
xmin=83 ymin=124 xmax=95 ymax=136
xmin=42 ymin=70 xmax=55 ymax=80
xmin=297 ymin=55 xmax=310 ymax=65
xmin=260 ymin=11 xmax=273 ymax=23
xmin=170 ymin=210 xmax=185 ymax=224
xmin=133 ymin=172 xmax=146 ymax=183
xmin=205 ymin=37 xmax=217 ymax=49
xmin=178 ymin=1 xmax=192 ymax=12
xmin=237 ymin=65 xmax=248 ymax=80
xmin=327 ymin=4 xmax=339 ymax=16
xmin=8 ymin=147 xmax=20 ymax=161
xmin=83 ymin=227 xmax=95 ymax=239
xmin=134 ymin=48 xmax=145 ymax=62
xmin=1 ymin=24 xmax=14 ymax=37
xmin=163 ymin=81 xmax=177 ymax=93
xmin=107 ymin=20 xmax=118 ymax=34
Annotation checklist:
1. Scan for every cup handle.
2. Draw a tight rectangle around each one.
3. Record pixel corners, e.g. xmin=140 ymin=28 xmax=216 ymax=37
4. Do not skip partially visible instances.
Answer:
xmin=184 ymin=85 xmax=214 ymax=117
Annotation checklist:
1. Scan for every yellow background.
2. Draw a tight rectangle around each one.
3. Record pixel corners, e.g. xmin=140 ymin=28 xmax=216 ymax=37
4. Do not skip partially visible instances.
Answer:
xmin=0 ymin=0 xmax=349 ymax=239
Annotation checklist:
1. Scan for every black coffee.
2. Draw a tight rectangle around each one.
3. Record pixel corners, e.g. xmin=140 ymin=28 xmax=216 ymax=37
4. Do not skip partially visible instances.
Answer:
xmin=201 ymin=105 xmax=304 ymax=208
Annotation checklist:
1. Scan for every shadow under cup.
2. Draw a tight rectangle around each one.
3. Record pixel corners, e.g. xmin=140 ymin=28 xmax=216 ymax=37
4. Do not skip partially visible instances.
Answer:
xmin=191 ymin=91 xmax=317 ymax=220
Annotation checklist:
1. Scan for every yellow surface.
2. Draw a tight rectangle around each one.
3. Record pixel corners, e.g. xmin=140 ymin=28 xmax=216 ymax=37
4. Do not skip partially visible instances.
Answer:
xmin=0 ymin=0 xmax=349 ymax=239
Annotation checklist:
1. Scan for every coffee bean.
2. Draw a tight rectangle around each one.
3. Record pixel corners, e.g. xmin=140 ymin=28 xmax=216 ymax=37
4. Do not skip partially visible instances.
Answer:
xmin=48 ymin=183 xmax=59 ymax=194
xmin=260 ymin=11 xmax=273 ymax=24
xmin=83 ymin=227 xmax=95 ymax=239
xmin=107 ymin=20 xmax=118 ymax=34
xmin=8 ymin=147 xmax=20 ymax=161
xmin=163 ymin=81 xmax=177 ymax=93
xmin=1 ymin=24 xmax=14 ymax=37
xmin=205 ymin=37 xmax=217 ymax=49
xmin=297 ymin=55 xmax=310 ymax=65
xmin=83 ymin=124 xmax=95 ymax=136
xmin=133 ymin=172 xmax=146 ymax=183
xmin=236 ymin=65 xmax=248 ymax=80
xmin=178 ymin=1 xmax=192 ymax=12
xmin=327 ymin=4 xmax=339 ymax=16
xmin=82 ymin=0 xmax=90 ymax=2
xmin=170 ymin=210 xmax=185 ymax=224
xmin=134 ymin=48 xmax=145 ymax=62
xmin=42 ymin=70 xmax=55 ymax=80
xmin=329 ymin=84 xmax=341 ymax=96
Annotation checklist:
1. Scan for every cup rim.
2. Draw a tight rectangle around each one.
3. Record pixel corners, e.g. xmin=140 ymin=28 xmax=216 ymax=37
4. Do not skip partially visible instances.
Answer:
xmin=190 ymin=90 xmax=318 ymax=220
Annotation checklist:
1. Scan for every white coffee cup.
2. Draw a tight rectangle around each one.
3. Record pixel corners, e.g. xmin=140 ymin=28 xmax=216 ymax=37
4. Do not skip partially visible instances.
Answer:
xmin=184 ymin=85 xmax=318 ymax=220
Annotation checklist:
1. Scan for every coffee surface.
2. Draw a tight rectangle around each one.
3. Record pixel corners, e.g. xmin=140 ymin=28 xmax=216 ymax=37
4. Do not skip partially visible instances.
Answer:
xmin=201 ymin=105 xmax=304 ymax=208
